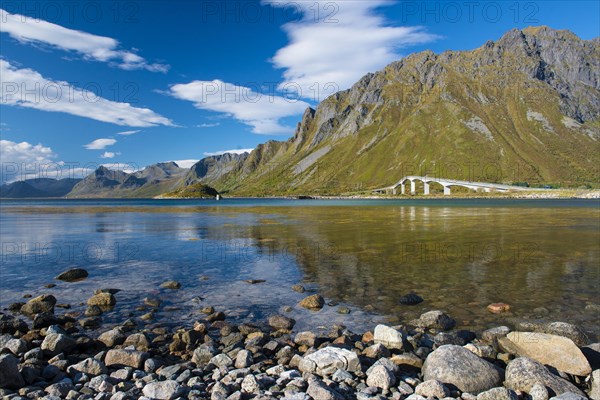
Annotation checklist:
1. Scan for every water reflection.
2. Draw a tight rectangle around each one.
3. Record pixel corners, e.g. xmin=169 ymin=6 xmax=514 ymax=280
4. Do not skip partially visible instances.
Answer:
xmin=1 ymin=201 xmax=598 ymax=338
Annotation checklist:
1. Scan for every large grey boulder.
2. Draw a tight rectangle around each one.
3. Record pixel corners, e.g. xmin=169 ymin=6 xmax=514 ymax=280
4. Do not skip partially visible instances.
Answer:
xmin=416 ymin=311 xmax=456 ymax=331
xmin=20 ymin=294 xmax=56 ymax=316
xmin=422 ymin=345 xmax=503 ymax=394
xmin=299 ymin=347 xmax=361 ymax=376
xmin=41 ymin=332 xmax=76 ymax=355
xmin=505 ymin=357 xmax=585 ymax=397
xmin=105 ymin=349 xmax=148 ymax=369
xmin=505 ymin=332 xmax=591 ymax=376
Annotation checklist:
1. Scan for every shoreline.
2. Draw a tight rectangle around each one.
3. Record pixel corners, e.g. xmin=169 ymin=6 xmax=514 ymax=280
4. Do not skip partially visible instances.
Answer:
xmin=1 ymin=280 xmax=598 ymax=399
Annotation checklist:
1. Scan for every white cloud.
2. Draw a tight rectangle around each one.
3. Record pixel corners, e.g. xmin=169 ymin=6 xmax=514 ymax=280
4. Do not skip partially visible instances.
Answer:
xmin=0 ymin=139 xmax=58 ymax=183
xmin=0 ymin=60 xmax=173 ymax=127
xmin=84 ymin=138 xmax=116 ymax=150
xmin=265 ymin=0 xmax=438 ymax=100
xmin=170 ymin=159 xmax=199 ymax=169
xmin=116 ymin=130 xmax=140 ymax=135
xmin=100 ymin=151 xmax=120 ymax=159
xmin=195 ymin=123 xmax=220 ymax=128
xmin=0 ymin=8 xmax=169 ymax=72
xmin=203 ymin=148 xmax=254 ymax=156
xmin=101 ymin=163 xmax=138 ymax=174
xmin=169 ymin=80 xmax=309 ymax=134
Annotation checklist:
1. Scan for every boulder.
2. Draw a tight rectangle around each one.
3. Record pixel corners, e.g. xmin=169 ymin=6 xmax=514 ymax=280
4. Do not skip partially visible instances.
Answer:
xmin=415 ymin=380 xmax=450 ymax=398
xmin=543 ymin=322 xmax=588 ymax=346
xmin=476 ymin=387 xmax=518 ymax=400
xmin=160 ymin=280 xmax=181 ymax=289
xmin=268 ymin=315 xmax=296 ymax=331
xmin=505 ymin=332 xmax=591 ymax=376
xmin=56 ymin=268 xmax=88 ymax=282
xmin=366 ymin=364 xmax=396 ymax=390
xmin=416 ymin=310 xmax=456 ymax=331
xmin=306 ymin=379 xmax=344 ymax=400
xmin=399 ymin=293 xmax=423 ymax=305
xmin=505 ymin=357 xmax=585 ymax=397
xmin=41 ymin=332 xmax=76 ymax=355
xmin=299 ymin=346 xmax=361 ymax=376
xmin=87 ymin=293 xmax=116 ymax=307
xmin=422 ymin=345 xmax=503 ymax=394
xmin=142 ymin=380 xmax=183 ymax=400
xmin=299 ymin=294 xmax=325 ymax=310
xmin=20 ymin=294 xmax=56 ymax=316
xmin=0 ymin=354 xmax=24 ymax=389
xmin=98 ymin=329 xmax=126 ymax=347
xmin=105 ymin=349 xmax=148 ymax=369
xmin=373 ymin=324 xmax=404 ymax=350
xmin=70 ymin=357 xmax=107 ymax=376
xmin=588 ymin=369 xmax=599 ymax=400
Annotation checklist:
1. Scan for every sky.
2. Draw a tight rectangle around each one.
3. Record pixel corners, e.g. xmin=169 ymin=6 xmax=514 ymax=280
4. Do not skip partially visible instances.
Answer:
xmin=1 ymin=0 xmax=599 ymax=182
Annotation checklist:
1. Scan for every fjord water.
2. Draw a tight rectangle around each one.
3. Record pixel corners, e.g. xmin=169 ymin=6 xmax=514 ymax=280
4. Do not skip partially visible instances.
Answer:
xmin=1 ymin=199 xmax=599 ymax=339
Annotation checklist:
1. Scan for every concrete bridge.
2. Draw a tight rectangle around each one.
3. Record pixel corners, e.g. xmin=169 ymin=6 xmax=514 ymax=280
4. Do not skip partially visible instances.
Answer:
xmin=373 ymin=176 xmax=546 ymax=196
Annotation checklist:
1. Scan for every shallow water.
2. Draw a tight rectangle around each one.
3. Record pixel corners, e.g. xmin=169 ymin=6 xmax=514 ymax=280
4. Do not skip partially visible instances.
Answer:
xmin=1 ymin=198 xmax=599 ymax=339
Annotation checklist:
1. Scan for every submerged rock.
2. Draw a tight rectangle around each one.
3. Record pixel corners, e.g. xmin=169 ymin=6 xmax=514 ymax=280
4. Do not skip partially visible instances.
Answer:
xmin=160 ymin=280 xmax=181 ymax=289
xmin=20 ymin=294 xmax=56 ymax=316
xmin=399 ymin=293 xmax=424 ymax=305
xmin=299 ymin=294 xmax=325 ymax=310
xmin=56 ymin=268 xmax=89 ymax=282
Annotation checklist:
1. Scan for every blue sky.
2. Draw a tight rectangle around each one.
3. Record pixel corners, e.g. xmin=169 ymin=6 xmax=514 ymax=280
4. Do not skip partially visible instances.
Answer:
xmin=1 ymin=0 xmax=599 ymax=182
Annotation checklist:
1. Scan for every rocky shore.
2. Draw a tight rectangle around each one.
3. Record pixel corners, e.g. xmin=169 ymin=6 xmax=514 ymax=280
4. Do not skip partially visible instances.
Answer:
xmin=1 ymin=274 xmax=599 ymax=400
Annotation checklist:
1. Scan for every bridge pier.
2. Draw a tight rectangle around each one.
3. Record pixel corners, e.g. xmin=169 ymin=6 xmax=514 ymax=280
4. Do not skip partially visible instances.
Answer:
xmin=443 ymin=186 xmax=451 ymax=196
xmin=400 ymin=184 xmax=405 ymax=195
xmin=424 ymin=182 xmax=430 ymax=195
xmin=392 ymin=188 xmax=397 ymax=195
xmin=410 ymin=180 xmax=416 ymax=195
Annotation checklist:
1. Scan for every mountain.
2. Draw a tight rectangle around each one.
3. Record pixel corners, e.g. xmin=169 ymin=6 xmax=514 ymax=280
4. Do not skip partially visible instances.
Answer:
xmin=197 ymin=26 xmax=599 ymax=195
xmin=184 ymin=152 xmax=249 ymax=186
xmin=0 ymin=178 xmax=81 ymax=198
xmin=67 ymin=162 xmax=188 ymax=198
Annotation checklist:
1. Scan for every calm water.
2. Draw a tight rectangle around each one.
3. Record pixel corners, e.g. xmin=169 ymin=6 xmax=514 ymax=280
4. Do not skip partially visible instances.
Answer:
xmin=1 ymin=198 xmax=599 ymax=339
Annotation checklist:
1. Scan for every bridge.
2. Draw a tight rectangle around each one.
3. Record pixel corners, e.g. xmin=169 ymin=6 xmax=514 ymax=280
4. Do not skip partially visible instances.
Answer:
xmin=373 ymin=176 xmax=547 ymax=196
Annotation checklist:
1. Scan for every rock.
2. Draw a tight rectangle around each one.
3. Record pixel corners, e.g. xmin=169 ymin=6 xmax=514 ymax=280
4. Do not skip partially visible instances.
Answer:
xmin=415 ymin=380 xmax=450 ymax=398
xmin=416 ymin=310 xmax=456 ymax=331
xmin=292 ymin=284 xmax=305 ymax=293
xmin=482 ymin=326 xmax=511 ymax=343
xmin=20 ymin=294 xmax=56 ymax=316
xmin=505 ymin=357 xmax=585 ymax=397
xmin=241 ymin=374 xmax=260 ymax=394
xmin=364 ymin=343 xmax=390 ymax=359
xmin=299 ymin=346 xmax=361 ymax=376
xmin=192 ymin=344 xmax=218 ymax=366
xmin=476 ymin=387 xmax=517 ymax=400
xmin=142 ymin=380 xmax=183 ymax=400
xmin=589 ymin=369 xmax=600 ymax=400
xmin=390 ymin=353 xmax=423 ymax=369
xmin=98 ymin=329 xmax=126 ymax=347
xmin=124 ymin=332 xmax=150 ymax=350
xmin=206 ymin=311 xmax=225 ymax=322
xmin=45 ymin=382 xmax=75 ymax=397
xmin=235 ymin=349 xmax=253 ymax=369
xmin=0 ymin=314 xmax=28 ymax=334
xmin=268 ymin=315 xmax=296 ymax=331
xmin=366 ymin=364 xmax=396 ymax=390
xmin=244 ymin=279 xmax=266 ymax=284
xmin=56 ymin=268 xmax=88 ymax=282
xmin=210 ymin=354 xmax=232 ymax=368
xmin=583 ymin=343 xmax=600 ymax=370
xmin=373 ymin=324 xmax=404 ymax=350
xmin=549 ymin=394 xmax=589 ymax=400
xmin=299 ymin=294 xmax=325 ymax=310
xmin=41 ymin=332 xmax=76 ymax=355
xmin=422 ymin=345 xmax=503 ymax=394
xmin=487 ymin=303 xmax=511 ymax=313
xmin=505 ymin=332 xmax=591 ymax=376
xmin=295 ymin=331 xmax=319 ymax=347
xmin=543 ymin=322 xmax=588 ymax=347
xmin=160 ymin=281 xmax=181 ymax=289
xmin=0 ymin=354 xmax=25 ymax=389
xmin=530 ymin=382 xmax=550 ymax=400
xmin=71 ymin=357 xmax=107 ymax=376
xmin=306 ymin=379 xmax=344 ymax=400
xmin=337 ymin=306 xmax=351 ymax=314
xmin=105 ymin=349 xmax=148 ymax=369
xmin=87 ymin=292 xmax=116 ymax=307
xmin=399 ymin=293 xmax=423 ymax=305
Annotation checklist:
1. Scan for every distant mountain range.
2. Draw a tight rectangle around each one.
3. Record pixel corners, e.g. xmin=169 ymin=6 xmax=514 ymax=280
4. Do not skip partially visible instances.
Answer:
xmin=0 ymin=178 xmax=81 ymax=198
xmin=2 ymin=26 xmax=598 ymax=199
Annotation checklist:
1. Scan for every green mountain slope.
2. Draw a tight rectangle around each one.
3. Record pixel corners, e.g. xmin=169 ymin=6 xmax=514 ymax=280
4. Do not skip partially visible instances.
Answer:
xmin=201 ymin=26 xmax=600 ymax=195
